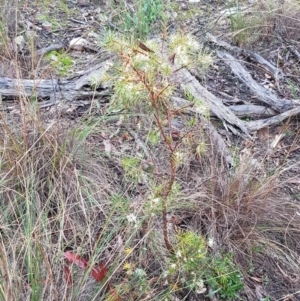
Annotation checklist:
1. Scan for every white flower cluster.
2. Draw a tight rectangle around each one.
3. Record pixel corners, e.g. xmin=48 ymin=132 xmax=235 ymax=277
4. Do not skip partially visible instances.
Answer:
xmin=195 ymin=279 xmax=206 ymax=294
xmin=148 ymin=195 xmax=161 ymax=212
xmin=169 ymin=34 xmax=201 ymax=66
xmin=126 ymin=213 xmax=138 ymax=228
xmin=134 ymin=268 xmax=146 ymax=277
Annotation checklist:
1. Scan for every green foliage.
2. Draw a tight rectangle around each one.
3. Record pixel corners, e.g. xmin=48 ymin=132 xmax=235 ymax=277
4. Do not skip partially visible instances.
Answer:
xmin=147 ymin=129 xmax=160 ymax=145
xmin=229 ymin=7 xmax=248 ymax=46
xmin=124 ymin=0 xmax=163 ymax=39
xmin=100 ymin=29 xmax=213 ymax=261
xmin=25 ymin=242 xmax=44 ymax=301
xmin=167 ymin=231 xmax=243 ymax=299
xmin=122 ymin=157 xmax=142 ymax=182
xmin=185 ymin=88 xmax=210 ymax=118
xmin=287 ymin=79 xmax=299 ymax=98
xmin=206 ymin=254 xmax=243 ymax=299
xmin=151 ymin=180 xmax=181 ymax=200
xmin=167 ymin=230 xmax=208 ymax=292
xmin=46 ymin=50 xmax=73 ymax=76
xmin=100 ymin=31 xmax=211 ymax=112
xmin=110 ymin=194 xmax=130 ymax=213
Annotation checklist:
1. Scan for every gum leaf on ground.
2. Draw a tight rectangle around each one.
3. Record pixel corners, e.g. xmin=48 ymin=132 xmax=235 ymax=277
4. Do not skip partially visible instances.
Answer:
xmin=64 ymin=251 xmax=108 ymax=282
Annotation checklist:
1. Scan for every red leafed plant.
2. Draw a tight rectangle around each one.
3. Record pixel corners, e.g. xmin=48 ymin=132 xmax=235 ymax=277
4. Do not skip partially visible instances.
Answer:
xmin=64 ymin=251 xmax=121 ymax=299
xmin=64 ymin=251 xmax=88 ymax=269
xmin=90 ymin=262 xmax=108 ymax=282
xmin=64 ymin=251 xmax=108 ymax=282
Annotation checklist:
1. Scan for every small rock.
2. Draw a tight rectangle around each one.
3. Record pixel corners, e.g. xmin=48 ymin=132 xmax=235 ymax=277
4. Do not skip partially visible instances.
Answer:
xmin=77 ymin=0 xmax=90 ymax=6
xmin=179 ymin=2 xmax=189 ymax=10
xmin=265 ymin=73 xmax=272 ymax=79
xmin=14 ymin=35 xmax=25 ymax=50
xmin=88 ymin=31 xmax=98 ymax=39
xmin=69 ymin=37 xmax=87 ymax=51
xmin=269 ymin=83 xmax=275 ymax=89
xmin=42 ymin=21 xmax=52 ymax=32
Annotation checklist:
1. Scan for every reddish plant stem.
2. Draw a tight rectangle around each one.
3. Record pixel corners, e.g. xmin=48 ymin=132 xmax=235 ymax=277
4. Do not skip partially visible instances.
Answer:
xmin=161 ymin=153 xmax=176 ymax=253
xmin=130 ymin=60 xmax=176 ymax=253
xmin=153 ymin=111 xmax=176 ymax=253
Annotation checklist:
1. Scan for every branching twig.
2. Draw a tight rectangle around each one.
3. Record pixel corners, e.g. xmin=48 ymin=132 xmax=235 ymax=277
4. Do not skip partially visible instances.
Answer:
xmin=129 ymin=58 xmax=175 ymax=252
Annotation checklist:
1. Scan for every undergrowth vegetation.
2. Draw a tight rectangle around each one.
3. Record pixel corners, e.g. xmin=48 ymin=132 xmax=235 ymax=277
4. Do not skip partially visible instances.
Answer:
xmin=107 ymin=0 xmax=163 ymax=40
xmin=45 ymin=50 xmax=74 ymax=76
xmin=123 ymin=0 xmax=163 ymax=39
xmin=228 ymin=0 xmax=300 ymax=47
xmin=0 ymin=0 xmax=300 ymax=301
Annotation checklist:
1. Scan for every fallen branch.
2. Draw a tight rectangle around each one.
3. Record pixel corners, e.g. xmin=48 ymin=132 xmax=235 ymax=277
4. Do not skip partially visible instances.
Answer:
xmin=205 ymin=34 xmax=300 ymax=130
xmin=206 ymin=33 xmax=284 ymax=80
xmin=172 ymin=68 xmax=250 ymax=138
xmin=275 ymin=31 xmax=300 ymax=61
xmin=246 ymin=106 xmax=300 ymax=131
xmin=217 ymin=51 xmax=295 ymax=112
xmin=228 ymin=104 xmax=276 ymax=118
xmin=0 ymin=61 xmax=112 ymax=102
xmin=2 ymin=40 xmax=298 ymax=138
xmin=172 ymin=96 xmax=233 ymax=166
xmin=34 ymin=44 xmax=64 ymax=59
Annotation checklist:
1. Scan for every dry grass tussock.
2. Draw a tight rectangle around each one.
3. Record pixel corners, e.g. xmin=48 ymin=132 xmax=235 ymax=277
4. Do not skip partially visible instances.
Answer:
xmin=230 ymin=0 xmax=300 ymax=46
xmin=178 ymin=144 xmax=300 ymax=298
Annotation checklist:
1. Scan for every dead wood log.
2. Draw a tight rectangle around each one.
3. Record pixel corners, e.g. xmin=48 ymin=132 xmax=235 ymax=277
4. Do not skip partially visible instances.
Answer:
xmin=0 ymin=57 xmax=235 ymax=165
xmin=206 ymin=34 xmax=300 ymax=130
xmin=172 ymin=68 xmax=250 ymax=138
xmin=172 ymin=96 xmax=233 ymax=165
xmin=206 ymin=33 xmax=285 ymax=80
xmin=0 ymin=61 xmax=112 ymax=103
xmin=228 ymin=105 xmax=276 ymax=118
xmin=217 ymin=51 xmax=295 ymax=112
xmin=202 ymin=102 xmax=276 ymax=118
xmin=1 ymin=55 xmax=296 ymax=135
xmin=0 ymin=76 xmax=109 ymax=103
xmin=246 ymin=106 xmax=300 ymax=131
xmin=34 ymin=44 xmax=64 ymax=59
